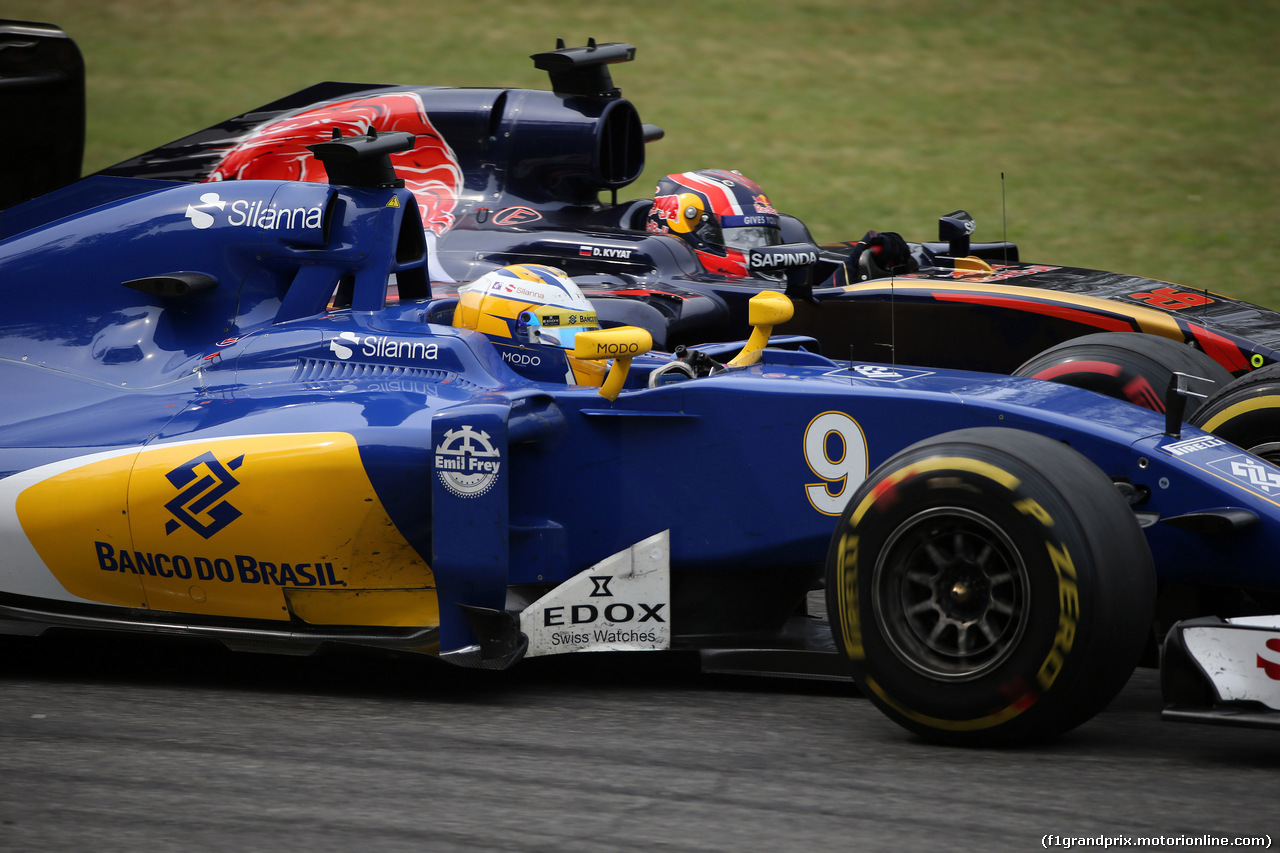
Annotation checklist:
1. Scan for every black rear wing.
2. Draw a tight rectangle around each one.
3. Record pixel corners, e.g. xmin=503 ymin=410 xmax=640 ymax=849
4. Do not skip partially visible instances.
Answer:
xmin=0 ymin=20 xmax=84 ymax=209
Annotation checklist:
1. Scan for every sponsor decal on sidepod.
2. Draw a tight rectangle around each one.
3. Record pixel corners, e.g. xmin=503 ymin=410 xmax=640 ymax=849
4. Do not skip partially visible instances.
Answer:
xmin=5 ymin=434 xmax=435 ymax=621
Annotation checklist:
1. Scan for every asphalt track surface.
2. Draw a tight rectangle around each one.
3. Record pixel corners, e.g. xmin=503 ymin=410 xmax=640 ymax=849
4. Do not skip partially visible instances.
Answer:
xmin=2 ymin=631 xmax=1276 ymax=853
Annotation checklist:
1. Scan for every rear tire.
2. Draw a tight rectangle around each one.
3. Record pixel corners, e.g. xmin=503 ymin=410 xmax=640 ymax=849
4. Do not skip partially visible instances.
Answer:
xmin=825 ymin=428 xmax=1154 ymax=745
xmin=1013 ymin=332 xmax=1232 ymax=415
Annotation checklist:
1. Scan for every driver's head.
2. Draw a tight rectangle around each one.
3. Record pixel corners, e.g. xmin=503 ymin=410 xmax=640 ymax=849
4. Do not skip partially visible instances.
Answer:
xmin=453 ymin=264 xmax=607 ymax=385
xmin=645 ymin=169 xmax=783 ymax=277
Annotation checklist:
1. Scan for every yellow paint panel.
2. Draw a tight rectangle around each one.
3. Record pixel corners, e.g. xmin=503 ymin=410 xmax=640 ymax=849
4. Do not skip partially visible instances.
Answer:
xmin=16 ymin=451 xmax=146 ymax=607
xmin=284 ymin=587 xmax=439 ymax=627
xmin=18 ymin=433 xmax=436 ymax=627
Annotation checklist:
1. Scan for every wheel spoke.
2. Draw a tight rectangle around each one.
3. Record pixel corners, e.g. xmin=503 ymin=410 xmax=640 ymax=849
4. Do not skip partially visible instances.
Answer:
xmin=906 ymin=599 xmax=937 ymax=616
xmin=987 ymin=598 xmax=1014 ymax=616
xmin=905 ymin=569 xmax=938 ymax=588
xmin=923 ymin=542 xmax=952 ymax=570
xmin=973 ymin=541 xmax=994 ymax=568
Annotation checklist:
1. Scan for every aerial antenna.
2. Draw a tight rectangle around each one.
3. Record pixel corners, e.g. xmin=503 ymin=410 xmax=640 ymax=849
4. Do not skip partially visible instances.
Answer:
xmin=1001 ymin=172 xmax=1008 ymax=267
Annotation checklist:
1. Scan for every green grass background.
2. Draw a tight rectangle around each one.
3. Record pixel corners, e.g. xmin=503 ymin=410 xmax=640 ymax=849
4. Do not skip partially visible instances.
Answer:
xmin=6 ymin=0 xmax=1279 ymax=306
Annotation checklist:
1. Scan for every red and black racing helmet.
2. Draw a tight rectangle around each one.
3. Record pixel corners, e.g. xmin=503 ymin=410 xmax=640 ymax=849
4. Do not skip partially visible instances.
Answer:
xmin=645 ymin=169 xmax=782 ymax=277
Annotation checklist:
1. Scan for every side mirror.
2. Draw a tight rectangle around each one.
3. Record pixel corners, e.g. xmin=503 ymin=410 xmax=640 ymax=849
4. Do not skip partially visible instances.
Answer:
xmin=728 ymin=291 xmax=795 ymax=367
xmin=748 ymin=242 xmax=821 ymax=303
xmin=939 ymin=210 xmax=976 ymax=257
xmin=572 ymin=326 xmax=653 ymax=401
xmin=746 ymin=243 xmax=820 ymax=275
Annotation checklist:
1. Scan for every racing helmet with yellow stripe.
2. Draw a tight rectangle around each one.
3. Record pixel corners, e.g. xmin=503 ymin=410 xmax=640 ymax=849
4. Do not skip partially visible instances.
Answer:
xmin=453 ymin=264 xmax=607 ymax=385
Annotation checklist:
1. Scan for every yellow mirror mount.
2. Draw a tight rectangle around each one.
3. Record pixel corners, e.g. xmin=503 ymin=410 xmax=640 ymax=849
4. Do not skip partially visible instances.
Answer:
xmin=727 ymin=290 xmax=794 ymax=368
xmin=952 ymin=255 xmax=995 ymax=274
xmin=571 ymin=326 xmax=654 ymax=401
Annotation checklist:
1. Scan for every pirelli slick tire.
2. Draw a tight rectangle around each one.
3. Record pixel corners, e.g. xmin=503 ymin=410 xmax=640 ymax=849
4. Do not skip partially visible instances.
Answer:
xmin=1013 ymin=332 xmax=1232 ymax=415
xmin=1189 ymin=363 xmax=1280 ymax=463
xmin=825 ymin=427 xmax=1155 ymax=746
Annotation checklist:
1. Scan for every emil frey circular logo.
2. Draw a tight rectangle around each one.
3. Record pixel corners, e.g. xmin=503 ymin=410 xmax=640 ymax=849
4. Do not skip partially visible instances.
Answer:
xmin=435 ymin=425 xmax=502 ymax=498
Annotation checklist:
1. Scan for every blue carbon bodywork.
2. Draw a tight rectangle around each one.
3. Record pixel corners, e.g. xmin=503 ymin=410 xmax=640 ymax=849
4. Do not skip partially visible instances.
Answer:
xmin=4 ymin=170 xmax=1280 ymax=659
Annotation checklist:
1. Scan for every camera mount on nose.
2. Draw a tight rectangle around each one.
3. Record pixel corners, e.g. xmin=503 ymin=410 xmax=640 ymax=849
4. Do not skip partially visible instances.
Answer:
xmin=306 ymin=127 xmax=416 ymax=189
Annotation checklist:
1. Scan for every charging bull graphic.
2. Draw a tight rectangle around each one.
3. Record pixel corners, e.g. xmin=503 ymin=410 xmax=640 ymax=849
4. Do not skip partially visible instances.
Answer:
xmin=206 ymin=92 xmax=462 ymax=237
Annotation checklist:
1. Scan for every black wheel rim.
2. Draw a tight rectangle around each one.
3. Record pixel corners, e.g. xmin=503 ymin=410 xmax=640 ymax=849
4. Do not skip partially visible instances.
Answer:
xmin=872 ymin=507 xmax=1030 ymax=681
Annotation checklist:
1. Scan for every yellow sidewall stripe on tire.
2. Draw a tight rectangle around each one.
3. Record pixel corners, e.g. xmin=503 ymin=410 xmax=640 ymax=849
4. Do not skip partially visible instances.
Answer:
xmin=850 ymin=457 xmax=1022 ymax=527
xmin=835 ymin=531 xmax=863 ymax=661
xmin=1199 ymin=397 xmax=1280 ymax=433
xmin=866 ymin=675 xmax=1032 ymax=732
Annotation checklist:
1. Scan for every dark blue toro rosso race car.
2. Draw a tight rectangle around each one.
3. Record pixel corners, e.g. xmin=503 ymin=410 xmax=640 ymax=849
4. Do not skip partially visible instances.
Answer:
xmin=3 ymin=21 xmax=1280 ymax=744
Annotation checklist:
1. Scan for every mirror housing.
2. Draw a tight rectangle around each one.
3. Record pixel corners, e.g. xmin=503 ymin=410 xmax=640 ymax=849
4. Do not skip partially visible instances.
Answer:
xmin=729 ymin=291 xmax=795 ymax=368
xmin=572 ymin=326 xmax=653 ymax=401
xmin=939 ymin=210 xmax=976 ymax=257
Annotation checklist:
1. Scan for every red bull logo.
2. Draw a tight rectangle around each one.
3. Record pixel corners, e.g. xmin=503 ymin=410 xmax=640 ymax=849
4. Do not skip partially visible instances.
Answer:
xmin=206 ymin=92 xmax=462 ymax=237
xmin=651 ymin=194 xmax=682 ymax=225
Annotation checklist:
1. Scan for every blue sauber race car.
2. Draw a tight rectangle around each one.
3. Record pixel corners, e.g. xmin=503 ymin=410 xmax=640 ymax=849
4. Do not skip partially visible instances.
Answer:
xmin=2 ymin=20 xmax=1278 ymax=744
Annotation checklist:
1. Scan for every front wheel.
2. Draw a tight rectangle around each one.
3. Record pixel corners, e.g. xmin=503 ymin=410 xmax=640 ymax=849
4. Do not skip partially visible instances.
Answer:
xmin=1013 ymin=332 xmax=1232 ymax=415
xmin=1189 ymin=363 xmax=1280 ymax=462
xmin=825 ymin=428 xmax=1154 ymax=746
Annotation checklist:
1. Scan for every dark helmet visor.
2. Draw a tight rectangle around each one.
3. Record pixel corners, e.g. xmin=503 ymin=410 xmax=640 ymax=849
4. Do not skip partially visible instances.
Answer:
xmin=720 ymin=213 xmax=782 ymax=249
